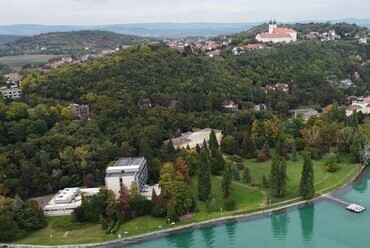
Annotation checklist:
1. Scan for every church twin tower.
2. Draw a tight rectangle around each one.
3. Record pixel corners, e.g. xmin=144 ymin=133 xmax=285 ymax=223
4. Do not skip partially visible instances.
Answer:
xmin=268 ymin=20 xmax=277 ymax=34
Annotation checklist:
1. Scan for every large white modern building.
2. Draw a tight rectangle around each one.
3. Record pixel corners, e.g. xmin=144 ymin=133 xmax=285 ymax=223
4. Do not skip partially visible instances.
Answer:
xmin=43 ymin=187 xmax=100 ymax=216
xmin=256 ymin=20 xmax=297 ymax=43
xmin=105 ymin=157 xmax=148 ymax=199
xmin=164 ymin=128 xmax=222 ymax=149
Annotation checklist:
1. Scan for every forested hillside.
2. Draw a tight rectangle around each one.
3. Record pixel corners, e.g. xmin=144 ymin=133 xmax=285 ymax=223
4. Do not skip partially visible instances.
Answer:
xmin=0 ymin=41 xmax=369 ymax=200
xmin=0 ymin=30 xmax=155 ymax=57
xmin=0 ymin=35 xmax=22 ymax=45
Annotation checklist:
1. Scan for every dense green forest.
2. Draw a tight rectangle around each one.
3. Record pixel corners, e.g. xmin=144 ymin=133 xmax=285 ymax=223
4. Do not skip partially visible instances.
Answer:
xmin=0 ymin=35 xmax=22 ymax=45
xmin=0 ymin=30 xmax=155 ymax=57
xmin=0 ymin=41 xmax=367 ymax=200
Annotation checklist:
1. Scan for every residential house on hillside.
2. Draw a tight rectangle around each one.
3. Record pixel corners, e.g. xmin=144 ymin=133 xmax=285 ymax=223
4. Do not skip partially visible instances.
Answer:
xmin=244 ymin=44 xmax=266 ymax=50
xmin=346 ymin=96 xmax=370 ymax=116
xmin=206 ymin=50 xmax=221 ymax=58
xmin=5 ymin=73 xmax=21 ymax=84
xmin=254 ymin=103 xmax=267 ymax=111
xmin=68 ymin=103 xmax=90 ymax=118
xmin=359 ymin=37 xmax=368 ymax=44
xmin=168 ymin=100 xmax=178 ymax=108
xmin=138 ymin=99 xmax=152 ymax=109
xmin=222 ymin=100 xmax=238 ymax=110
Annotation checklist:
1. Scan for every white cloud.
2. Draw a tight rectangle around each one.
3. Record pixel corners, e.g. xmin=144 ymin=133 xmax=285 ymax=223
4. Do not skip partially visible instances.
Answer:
xmin=0 ymin=0 xmax=369 ymax=25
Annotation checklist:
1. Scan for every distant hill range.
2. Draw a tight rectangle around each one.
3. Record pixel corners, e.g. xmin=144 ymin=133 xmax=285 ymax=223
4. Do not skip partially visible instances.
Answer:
xmin=0 ymin=35 xmax=24 ymax=45
xmin=0 ymin=18 xmax=369 ymax=38
xmin=0 ymin=30 xmax=155 ymax=56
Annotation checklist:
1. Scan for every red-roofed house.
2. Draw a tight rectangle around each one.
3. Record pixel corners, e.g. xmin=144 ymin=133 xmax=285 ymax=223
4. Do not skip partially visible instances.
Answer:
xmin=244 ymin=44 xmax=266 ymax=50
xmin=256 ymin=20 xmax=297 ymax=43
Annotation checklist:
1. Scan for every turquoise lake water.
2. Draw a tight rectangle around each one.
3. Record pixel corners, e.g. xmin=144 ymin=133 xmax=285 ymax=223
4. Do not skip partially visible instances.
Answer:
xmin=119 ymin=168 xmax=370 ymax=248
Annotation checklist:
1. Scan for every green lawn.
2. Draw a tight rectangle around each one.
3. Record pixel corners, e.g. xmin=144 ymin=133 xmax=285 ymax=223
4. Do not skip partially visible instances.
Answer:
xmin=15 ymin=154 xmax=362 ymax=246
xmin=242 ymin=153 xmax=362 ymax=203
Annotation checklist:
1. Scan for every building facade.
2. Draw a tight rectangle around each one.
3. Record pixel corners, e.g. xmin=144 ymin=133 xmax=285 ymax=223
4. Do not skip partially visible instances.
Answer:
xmin=67 ymin=103 xmax=90 ymax=117
xmin=164 ymin=128 xmax=222 ymax=149
xmin=43 ymin=187 xmax=100 ymax=216
xmin=1 ymin=87 xmax=22 ymax=99
xmin=105 ymin=157 xmax=148 ymax=199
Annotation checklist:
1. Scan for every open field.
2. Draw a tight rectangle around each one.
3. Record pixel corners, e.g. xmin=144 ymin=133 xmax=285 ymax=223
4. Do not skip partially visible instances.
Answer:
xmin=14 ymin=155 xmax=362 ymax=246
xmin=0 ymin=54 xmax=60 ymax=70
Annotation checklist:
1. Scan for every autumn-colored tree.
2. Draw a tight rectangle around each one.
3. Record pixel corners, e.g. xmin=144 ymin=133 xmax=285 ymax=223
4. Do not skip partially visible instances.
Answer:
xmin=118 ymin=185 xmax=131 ymax=207
xmin=173 ymin=158 xmax=190 ymax=183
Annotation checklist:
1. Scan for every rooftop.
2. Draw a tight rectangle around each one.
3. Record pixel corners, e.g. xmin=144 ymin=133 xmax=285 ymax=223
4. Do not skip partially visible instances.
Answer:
xmin=106 ymin=157 xmax=146 ymax=174
xmin=54 ymin=187 xmax=79 ymax=204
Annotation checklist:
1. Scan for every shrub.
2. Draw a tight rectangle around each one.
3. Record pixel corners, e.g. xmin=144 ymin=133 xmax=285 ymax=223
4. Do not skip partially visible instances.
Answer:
xmin=101 ymin=218 xmax=108 ymax=230
xmin=261 ymin=175 xmax=269 ymax=188
xmin=256 ymin=150 xmax=269 ymax=162
xmin=206 ymin=197 xmax=221 ymax=211
xmin=131 ymin=197 xmax=153 ymax=216
xmin=233 ymin=166 xmax=240 ymax=180
xmin=151 ymin=204 xmax=167 ymax=217
xmin=72 ymin=206 xmax=86 ymax=222
xmin=112 ymin=221 xmax=121 ymax=234
xmin=242 ymin=167 xmax=251 ymax=183
xmin=324 ymin=153 xmax=340 ymax=172
xmin=223 ymin=197 xmax=236 ymax=211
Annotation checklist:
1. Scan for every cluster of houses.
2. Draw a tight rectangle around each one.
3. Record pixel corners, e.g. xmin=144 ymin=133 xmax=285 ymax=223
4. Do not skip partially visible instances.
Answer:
xmin=346 ymin=96 xmax=370 ymax=116
xmin=137 ymin=98 xmax=268 ymax=112
xmin=43 ymin=48 xmax=121 ymax=70
xmin=165 ymin=36 xmax=268 ymax=58
xmin=305 ymin=29 xmax=341 ymax=41
xmin=264 ymin=83 xmax=289 ymax=93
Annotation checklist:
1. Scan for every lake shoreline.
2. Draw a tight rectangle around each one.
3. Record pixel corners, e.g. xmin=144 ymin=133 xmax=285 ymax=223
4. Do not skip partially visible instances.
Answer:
xmin=3 ymin=164 xmax=366 ymax=248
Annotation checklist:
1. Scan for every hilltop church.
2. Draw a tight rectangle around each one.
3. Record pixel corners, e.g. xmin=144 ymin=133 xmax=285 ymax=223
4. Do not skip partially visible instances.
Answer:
xmin=256 ymin=20 xmax=297 ymax=43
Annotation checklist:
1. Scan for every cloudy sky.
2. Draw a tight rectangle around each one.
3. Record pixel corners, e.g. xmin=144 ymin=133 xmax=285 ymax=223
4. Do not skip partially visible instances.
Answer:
xmin=1 ymin=0 xmax=369 ymax=25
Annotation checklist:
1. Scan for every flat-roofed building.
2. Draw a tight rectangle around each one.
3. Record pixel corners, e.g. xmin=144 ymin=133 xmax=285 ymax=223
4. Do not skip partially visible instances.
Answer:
xmin=164 ymin=128 xmax=222 ymax=149
xmin=105 ymin=157 xmax=148 ymax=199
xmin=43 ymin=187 xmax=100 ymax=216
xmin=1 ymin=87 xmax=22 ymax=99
